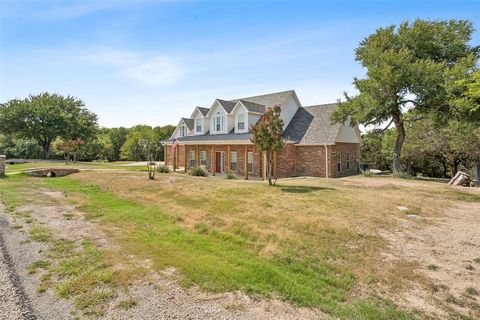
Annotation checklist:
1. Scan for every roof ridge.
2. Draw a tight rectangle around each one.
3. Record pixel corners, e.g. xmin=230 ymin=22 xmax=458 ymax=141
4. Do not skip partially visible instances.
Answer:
xmin=229 ymin=89 xmax=295 ymax=102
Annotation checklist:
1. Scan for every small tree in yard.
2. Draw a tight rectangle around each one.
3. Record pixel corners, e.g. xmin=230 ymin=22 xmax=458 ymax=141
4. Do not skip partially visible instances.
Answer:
xmin=251 ymin=105 xmax=284 ymax=185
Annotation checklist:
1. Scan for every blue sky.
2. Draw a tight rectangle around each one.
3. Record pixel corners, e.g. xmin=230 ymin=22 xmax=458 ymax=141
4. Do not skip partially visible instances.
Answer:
xmin=1 ymin=0 xmax=479 ymax=128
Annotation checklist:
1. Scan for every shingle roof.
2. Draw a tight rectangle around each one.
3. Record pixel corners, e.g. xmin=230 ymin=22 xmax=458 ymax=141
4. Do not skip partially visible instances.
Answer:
xmin=216 ymin=99 xmax=237 ymax=113
xmin=182 ymin=118 xmax=194 ymax=130
xmin=231 ymin=90 xmax=295 ymax=108
xmin=283 ymin=104 xmax=341 ymax=144
xmin=238 ymin=100 xmax=266 ymax=113
xmin=197 ymin=107 xmax=209 ymax=116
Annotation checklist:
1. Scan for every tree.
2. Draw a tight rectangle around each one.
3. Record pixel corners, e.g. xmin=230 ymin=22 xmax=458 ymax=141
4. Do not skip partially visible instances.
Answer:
xmin=106 ymin=127 xmax=128 ymax=161
xmin=250 ymin=105 xmax=284 ymax=185
xmin=0 ymin=93 xmax=98 ymax=159
xmin=360 ymin=129 xmax=391 ymax=171
xmin=449 ymin=69 xmax=480 ymax=121
xmin=120 ymin=125 xmax=156 ymax=161
xmin=332 ymin=19 xmax=479 ymax=173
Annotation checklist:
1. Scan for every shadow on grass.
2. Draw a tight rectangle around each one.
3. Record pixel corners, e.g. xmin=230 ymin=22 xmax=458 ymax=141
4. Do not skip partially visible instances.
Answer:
xmin=279 ymin=185 xmax=335 ymax=193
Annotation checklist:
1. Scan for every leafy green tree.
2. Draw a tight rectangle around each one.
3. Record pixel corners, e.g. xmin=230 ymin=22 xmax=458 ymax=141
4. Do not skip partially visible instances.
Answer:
xmin=251 ymin=105 xmax=284 ymax=185
xmin=332 ymin=19 xmax=479 ymax=173
xmin=106 ymin=127 xmax=128 ymax=161
xmin=360 ymin=129 xmax=391 ymax=171
xmin=120 ymin=125 xmax=156 ymax=161
xmin=449 ymin=69 xmax=480 ymax=121
xmin=0 ymin=93 xmax=98 ymax=159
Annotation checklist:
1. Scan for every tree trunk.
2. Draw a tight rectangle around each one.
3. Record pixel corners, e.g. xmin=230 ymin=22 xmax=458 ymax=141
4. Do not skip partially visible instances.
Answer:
xmin=449 ymin=160 xmax=460 ymax=177
xmin=267 ymin=152 xmax=272 ymax=185
xmin=41 ymin=141 xmax=51 ymax=159
xmin=441 ymin=160 xmax=448 ymax=178
xmin=392 ymin=116 xmax=405 ymax=173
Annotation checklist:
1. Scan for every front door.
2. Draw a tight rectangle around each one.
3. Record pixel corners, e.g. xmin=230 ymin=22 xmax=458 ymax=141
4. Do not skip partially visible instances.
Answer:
xmin=215 ymin=152 xmax=222 ymax=173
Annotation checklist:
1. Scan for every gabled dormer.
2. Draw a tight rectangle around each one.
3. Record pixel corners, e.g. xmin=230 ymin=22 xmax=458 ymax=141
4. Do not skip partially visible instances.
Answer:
xmin=230 ymin=100 xmax=266 ymax=133
xmin=206 ymin=99 xmax=236 ymax=134
xmin=190 ymin=106 xmax=209 ymax=135
xmin=171 ymin=117 xmax=194 ymax=139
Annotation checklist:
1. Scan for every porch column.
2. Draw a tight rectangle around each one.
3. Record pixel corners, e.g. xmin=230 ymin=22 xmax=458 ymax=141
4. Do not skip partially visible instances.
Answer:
xmin=244 ymin=145 xmax=248 ymax=180
xmin=212 ymin=145 xmax=216 ymax=176
xmin=227 ymin=145 xmax=231 ymax=172
xmin=175 ymin=146 xmax=179 ymax=169
xmin=196 ymin=145 xmax=199 ymax=167
xmin=184 ymin=145 xmax=187 ymax=172
xmin=164 ymin=144 xmax=168 ymax=164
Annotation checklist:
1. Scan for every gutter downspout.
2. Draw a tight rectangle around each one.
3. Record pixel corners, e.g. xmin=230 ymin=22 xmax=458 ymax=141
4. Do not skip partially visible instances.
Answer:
xmin=324 ymin=144 xmax=328 ymax=178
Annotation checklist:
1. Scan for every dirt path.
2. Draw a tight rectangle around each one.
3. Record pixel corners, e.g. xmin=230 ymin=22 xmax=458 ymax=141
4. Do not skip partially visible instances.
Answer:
xmin=382 ymin=200 xmax=480 ymax=318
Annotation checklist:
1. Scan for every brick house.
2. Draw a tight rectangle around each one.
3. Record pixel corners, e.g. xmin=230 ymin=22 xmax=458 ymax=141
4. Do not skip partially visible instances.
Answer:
xmin=163 ymin=90 xmax=361 ymax=179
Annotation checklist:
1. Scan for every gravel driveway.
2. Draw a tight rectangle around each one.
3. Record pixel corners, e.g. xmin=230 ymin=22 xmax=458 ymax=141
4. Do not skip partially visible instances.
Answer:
xmin=0 ymin=214 xmax=36 ymax=320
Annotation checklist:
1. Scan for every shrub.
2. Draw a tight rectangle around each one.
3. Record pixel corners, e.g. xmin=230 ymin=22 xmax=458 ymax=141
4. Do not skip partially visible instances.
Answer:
xmin=189 ymin=167 xmax=208 ymax=177
xmin=225 ymin=171 xmax=237 ymax=180
xmin=393 ymin=171 xmax=413 ymax=179
xmin=360 ymin=169 xmax=372 ymax=177
xmin=157 ymin=165 xmax=170 ymax=173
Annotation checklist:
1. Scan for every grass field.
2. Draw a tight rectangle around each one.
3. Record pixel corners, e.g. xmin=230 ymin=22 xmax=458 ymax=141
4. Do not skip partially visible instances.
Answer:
xmin=1 ymin=170 xmax=479 ymax=319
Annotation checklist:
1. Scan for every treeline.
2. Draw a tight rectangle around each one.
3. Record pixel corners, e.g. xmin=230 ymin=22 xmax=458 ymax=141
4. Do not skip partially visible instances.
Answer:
xmin=362 ymin=115 xmax=480 ymax=178
xmin=0 ymin=93 xmax=174 ymax=162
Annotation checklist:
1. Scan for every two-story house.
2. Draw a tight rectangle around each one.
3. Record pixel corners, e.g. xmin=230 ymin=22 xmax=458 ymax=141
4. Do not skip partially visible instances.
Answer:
xmin=164 ymin=90 xmax=361 ymax=178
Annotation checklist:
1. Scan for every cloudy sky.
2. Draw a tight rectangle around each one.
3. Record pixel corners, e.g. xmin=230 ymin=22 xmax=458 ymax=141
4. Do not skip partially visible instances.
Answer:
xmin=1 ymin=0 xmax=479 ymax=128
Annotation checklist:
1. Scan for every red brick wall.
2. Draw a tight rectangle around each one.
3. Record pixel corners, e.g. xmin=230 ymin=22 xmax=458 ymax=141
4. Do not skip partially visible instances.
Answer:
xmin=166 ymin=142 xmax=360 ymax=178
xmin=329 ymin=143 xmax=360 ymax=178
xmin=276 ymin=143 xmax=296 ymax=177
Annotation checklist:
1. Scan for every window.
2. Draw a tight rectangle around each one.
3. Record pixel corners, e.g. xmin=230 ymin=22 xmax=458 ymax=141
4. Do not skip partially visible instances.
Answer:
xmin=215 ymin=112 xmax=223 ymax=132
xmin=337 ymin=152 xmax=342 ymax=172
xmin=196 ymin=119 xmax=202 ymax=133
xmin=346 ymin=152 xmax=351 ymax=170
xmin=200 ymin=151 xmax=207 ymax=166
xmin=237 ymin=114 xmax=245 ymax=131
xmin=230 ymin=152 xmax=237 ymax=171
xmin=180 ymin=125 xmax=186 ymax=137
xmin=247 ymin=152 xmax=254 ymax=173
xmin=189 ymin=150 xmax=195 ymax=168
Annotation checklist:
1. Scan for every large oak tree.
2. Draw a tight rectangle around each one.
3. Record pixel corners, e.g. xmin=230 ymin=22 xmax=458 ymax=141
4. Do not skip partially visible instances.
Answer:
xmin=332 ymin=19 xmax=479 ymax=173
xmin=0 ymin=92 xmax=98 ymax=159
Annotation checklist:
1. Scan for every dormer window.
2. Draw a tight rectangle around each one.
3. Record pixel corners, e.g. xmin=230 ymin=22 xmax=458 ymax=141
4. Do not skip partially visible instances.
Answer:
xmin=237 ymin=114 xmax=245 ymax=131
xmin=196 ymin=119 xmax=202 ymax=133
xmin=214 ymin=112 xmax=223 ymax=132
xmin=180 ymin=125 xmax=187 ymax=137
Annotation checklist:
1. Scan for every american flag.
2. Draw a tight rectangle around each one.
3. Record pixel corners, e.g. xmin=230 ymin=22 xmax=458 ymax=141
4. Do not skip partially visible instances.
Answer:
xmin=171 ymin=139 xmax=178 ymax=151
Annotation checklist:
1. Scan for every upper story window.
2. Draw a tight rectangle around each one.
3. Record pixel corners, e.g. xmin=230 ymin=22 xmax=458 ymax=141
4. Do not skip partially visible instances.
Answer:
xmin=214 ymin=112 xmax=224 ymax=132
xmin=180 ymin=125 xmax=187 ymax=137
xmin=237 ymin=114 xmax=245 ymax=131
xmin=196 ymin=119 xmax=202 ymax=133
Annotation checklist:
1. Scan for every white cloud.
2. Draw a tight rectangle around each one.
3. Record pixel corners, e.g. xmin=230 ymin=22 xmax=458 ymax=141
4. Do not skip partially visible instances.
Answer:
xmin=84 ymin=48 xmax=187 ymax=86
xmin=123 ymin=57 xmax=187 ymax=86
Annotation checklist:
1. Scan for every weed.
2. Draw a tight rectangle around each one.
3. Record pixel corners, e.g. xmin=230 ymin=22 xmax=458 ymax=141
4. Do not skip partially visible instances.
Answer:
xmin=29 ymin=225 xmax=52 ymax=242
xmin=116 ymin=298 xmax=137 ymax=309
xmin=28 ymin=259 xmax=51 ymax=274
xmin=63 ymin=213 xmax=74 ymax=220
xmin=474 ymin=257 xmax=480 ymax=264
xmin=466 ymin=287 xmax=478 ymax=296
xmin=427 ymin=264 xmax=439 ymax=271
